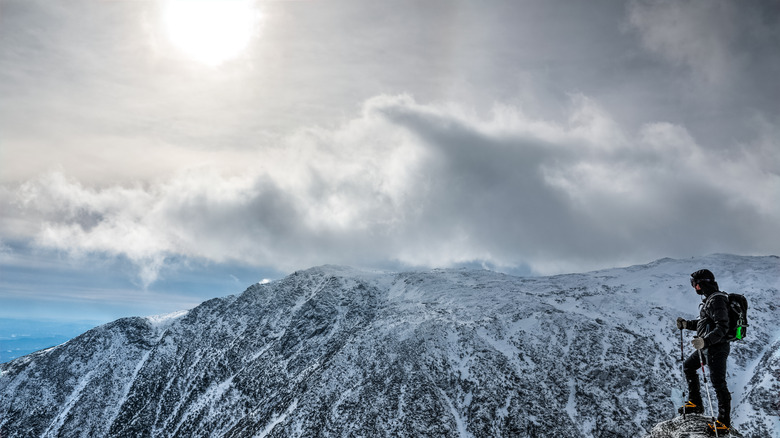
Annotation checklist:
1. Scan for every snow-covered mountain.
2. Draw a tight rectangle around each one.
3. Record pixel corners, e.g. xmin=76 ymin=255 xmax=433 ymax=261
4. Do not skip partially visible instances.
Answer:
xmin=1 ymin=254 xmax=778 ymax=437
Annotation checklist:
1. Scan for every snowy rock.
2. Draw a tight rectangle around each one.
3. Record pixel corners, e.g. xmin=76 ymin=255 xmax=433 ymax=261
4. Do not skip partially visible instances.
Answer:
xmin=644 ymin=415 xmax=745 ymax=438
xmin=1 ymin=254 xmax=778 ymax=437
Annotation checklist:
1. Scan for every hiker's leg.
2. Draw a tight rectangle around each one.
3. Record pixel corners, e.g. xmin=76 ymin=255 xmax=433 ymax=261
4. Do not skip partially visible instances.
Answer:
xmin=708 ymin=344 xmax=731 ymax=427
xmin=683 ymin=351 xmax=703 ymax=405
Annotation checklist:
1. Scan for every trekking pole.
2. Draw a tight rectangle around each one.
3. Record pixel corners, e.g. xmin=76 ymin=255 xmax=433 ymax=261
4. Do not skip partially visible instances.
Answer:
xmin=697 ymin=343 xmax=718 ymax=438
xmin=680 ymin=328 xmax=686 ymax=419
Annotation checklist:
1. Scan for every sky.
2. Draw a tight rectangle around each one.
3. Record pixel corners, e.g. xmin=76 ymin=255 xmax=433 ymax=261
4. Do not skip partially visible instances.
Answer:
xmin=1 ymin=0 xmax=779 ymax=325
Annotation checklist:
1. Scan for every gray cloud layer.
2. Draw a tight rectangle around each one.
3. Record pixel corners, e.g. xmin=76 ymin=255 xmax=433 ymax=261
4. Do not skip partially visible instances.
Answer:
xmin=1 ymin=0 xmax=778 ymax=284
xmin=6 ymin=94 xmax=779 ymax=283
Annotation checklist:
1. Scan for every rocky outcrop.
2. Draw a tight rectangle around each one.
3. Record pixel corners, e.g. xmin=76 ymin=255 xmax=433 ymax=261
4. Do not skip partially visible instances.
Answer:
xmin=645 ymin=415 xmax=745 ymax=438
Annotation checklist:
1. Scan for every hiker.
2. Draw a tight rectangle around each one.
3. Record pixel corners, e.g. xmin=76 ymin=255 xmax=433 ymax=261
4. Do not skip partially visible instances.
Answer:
xmin=676 ymin=269 xmax=731 ymax=432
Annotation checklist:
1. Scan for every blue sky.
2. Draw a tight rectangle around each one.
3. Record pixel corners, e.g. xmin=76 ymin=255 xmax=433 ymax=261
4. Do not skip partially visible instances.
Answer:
xmin=1 ymin=0 xmax=779 ymax=327
xmin=1 ymin=240 xmax=284 ymax=321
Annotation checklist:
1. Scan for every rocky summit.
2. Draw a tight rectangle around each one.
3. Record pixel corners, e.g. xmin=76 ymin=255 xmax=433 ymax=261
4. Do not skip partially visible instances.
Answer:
xmin=644 ymin=415 xmax=746 ymax=438
xmin=1 ymin=254 xmax=778 ymax=437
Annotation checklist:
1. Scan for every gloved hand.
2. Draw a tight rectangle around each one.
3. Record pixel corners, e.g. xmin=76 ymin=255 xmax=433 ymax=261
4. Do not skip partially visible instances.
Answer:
xmin=691 ymin=337 xmax=706 ymax=350
xmin=676 ymin=317 xmax=688 ymax=330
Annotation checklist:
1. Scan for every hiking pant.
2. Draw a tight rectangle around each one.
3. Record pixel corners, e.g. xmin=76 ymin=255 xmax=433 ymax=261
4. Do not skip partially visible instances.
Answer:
xmin=683 ymin=342 xmax=731 ymax=425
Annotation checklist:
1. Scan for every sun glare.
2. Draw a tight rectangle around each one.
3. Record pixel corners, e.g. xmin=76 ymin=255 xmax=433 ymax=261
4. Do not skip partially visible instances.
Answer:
xmin=163 ymin=0 xmax=259 ymax=66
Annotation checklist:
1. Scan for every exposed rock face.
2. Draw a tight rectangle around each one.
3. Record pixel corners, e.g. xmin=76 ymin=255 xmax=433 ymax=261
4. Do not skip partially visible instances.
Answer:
xmin=645 ymin=415 xmax=746 ymax=438
xmin=1 ymin=255 xmax=778 ymax=437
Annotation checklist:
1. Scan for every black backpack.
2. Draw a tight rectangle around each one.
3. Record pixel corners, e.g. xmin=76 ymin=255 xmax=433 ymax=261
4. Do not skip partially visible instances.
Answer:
xmin=710 ymin=292 xmax=749 ymax=341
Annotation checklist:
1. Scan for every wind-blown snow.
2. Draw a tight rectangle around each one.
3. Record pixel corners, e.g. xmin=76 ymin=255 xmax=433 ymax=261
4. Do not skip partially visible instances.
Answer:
xmin=145 ymin=309 xmax=189 ymax=330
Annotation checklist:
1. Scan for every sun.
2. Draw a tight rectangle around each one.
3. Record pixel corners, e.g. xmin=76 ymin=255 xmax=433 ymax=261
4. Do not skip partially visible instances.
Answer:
xmin=162 ymin=0 xmax=260 ymax=66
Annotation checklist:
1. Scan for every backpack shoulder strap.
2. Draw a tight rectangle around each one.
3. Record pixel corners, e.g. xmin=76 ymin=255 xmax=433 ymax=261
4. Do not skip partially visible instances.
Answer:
xmin=704 ymin=291 xmax=729 ymax=310
xmin=706 ymin=291 xmax=728 ymax=302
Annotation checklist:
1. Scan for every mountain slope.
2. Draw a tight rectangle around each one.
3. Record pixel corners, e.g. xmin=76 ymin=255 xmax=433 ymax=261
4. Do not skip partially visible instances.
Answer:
xmin=1 ymin=255 xmax=778 ymax=437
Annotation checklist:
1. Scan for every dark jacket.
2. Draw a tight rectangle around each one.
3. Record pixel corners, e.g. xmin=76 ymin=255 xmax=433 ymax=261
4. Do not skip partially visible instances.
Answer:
xmin=686 ymin=290 xmax=731 ymax=347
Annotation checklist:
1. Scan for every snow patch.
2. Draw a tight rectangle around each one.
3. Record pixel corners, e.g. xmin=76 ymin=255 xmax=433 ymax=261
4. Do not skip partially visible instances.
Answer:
xmin=255 ymin=399 xmax=298 ymax=438
xmin=438 ymin=387 xmax=472 ymax=438
xmin=42 ymin=369 xmax=97 ymax=437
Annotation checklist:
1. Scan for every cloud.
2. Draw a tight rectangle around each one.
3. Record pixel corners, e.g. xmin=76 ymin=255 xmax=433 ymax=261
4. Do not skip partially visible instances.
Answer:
xmin=627 ymin=0 xmax=780 ymax=94
xmin=5 ymin=94 xmax=779 ymax=282
xmin=627 ymin=0 xmax=735 ymax=83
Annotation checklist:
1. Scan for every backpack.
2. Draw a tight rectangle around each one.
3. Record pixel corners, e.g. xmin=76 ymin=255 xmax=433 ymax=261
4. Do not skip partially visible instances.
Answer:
xmin=709 ymin=292 xmax=749 ymax=341
xmin=726 ymin=293 xmax=749 ymax=341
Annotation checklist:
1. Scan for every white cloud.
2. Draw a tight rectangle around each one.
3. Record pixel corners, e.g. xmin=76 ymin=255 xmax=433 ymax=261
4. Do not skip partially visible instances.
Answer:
xmin=5 ymin=94 xmax=779 ymax=282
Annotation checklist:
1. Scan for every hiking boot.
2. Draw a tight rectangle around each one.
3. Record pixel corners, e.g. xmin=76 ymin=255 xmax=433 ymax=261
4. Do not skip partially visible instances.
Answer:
xmin=706 ymin=420 xmax=730 ymax=436
xmin=678 ymin=400 xmax=704 ymax=415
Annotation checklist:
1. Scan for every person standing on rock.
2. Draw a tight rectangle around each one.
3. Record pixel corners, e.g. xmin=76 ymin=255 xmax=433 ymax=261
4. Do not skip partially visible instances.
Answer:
xmin=676 ymin=269 xmax=732 ymax=433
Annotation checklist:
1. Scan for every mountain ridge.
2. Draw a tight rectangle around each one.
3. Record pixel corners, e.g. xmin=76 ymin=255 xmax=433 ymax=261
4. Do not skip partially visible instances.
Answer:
xmin=1 ymin=254 xmax=778 ymax=437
